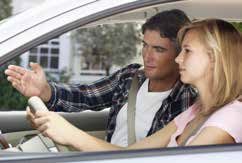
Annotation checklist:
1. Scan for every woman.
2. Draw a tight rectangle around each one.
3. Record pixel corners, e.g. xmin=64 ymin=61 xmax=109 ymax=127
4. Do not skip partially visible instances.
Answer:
xmin=27 ymin=18 xmax=242 ymax=151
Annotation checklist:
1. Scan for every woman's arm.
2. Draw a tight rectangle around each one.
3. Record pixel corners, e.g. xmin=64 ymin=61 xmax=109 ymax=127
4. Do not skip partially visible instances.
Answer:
xmin=73 ymin=120 xmax=177 ymax=151
xmin=187 ymin=127 xmax=235 ymax=146
xmin=127 ymin=121 xmax=177 ymax=150
xmin=32 ymin=110 xmax=177 ymax=151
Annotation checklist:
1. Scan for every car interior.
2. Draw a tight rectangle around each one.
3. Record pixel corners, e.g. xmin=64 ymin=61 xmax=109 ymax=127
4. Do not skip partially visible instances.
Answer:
xmin=0 ymin=0 xmax=241 ymax=161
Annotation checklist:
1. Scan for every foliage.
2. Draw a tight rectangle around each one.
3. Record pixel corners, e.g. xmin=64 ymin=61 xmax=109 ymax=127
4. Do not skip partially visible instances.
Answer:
xmin=45 ymin=68 xmax=71 ymax=83
xmin=59 ymin=69 xmax=71 ymax=83
xmin=0 ymin=0 xmax=28 ymax=111
xmin=0 ymin=59 xmax=28 ymax=111
xmin=232 ymin=22 xmax=242 ymax=32
xmin=76 ymin=23 xmax=140 ymax=75
xmin=0 ymin=0 xmax=12 ymax=20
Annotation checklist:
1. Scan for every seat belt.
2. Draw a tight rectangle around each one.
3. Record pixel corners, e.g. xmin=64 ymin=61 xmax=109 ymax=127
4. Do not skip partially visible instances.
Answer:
xmin=127 ymin=74 xmax=140 ymax=145
xmin=179 ymin=114 xmax=209 ymax=146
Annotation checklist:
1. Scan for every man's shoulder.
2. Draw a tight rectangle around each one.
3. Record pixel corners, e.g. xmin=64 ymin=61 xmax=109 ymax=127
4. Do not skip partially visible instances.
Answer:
xmin=120 ymin=63 xmax=143 ymax=73
xmin=171 ymin=81 xmax=198 ymax=101
xmin=182 ymin=84 xmax=197 ymax=94
xmin=177 ymin=81 xmax=196 ymax=93
xmin=113 ymin=63 xmax=146 ymax=86
xmin=116 ymin=63 xmax=145 ymax=78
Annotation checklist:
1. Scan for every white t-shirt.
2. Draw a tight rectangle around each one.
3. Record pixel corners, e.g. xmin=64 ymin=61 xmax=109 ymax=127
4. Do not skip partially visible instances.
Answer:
xmin=111 ymin=79 xmax=172 ymax=147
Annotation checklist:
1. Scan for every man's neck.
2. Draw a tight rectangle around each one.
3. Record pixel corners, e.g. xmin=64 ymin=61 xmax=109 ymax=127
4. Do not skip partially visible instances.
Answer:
xmin=148 ymin=77 xmax=178 ymax=92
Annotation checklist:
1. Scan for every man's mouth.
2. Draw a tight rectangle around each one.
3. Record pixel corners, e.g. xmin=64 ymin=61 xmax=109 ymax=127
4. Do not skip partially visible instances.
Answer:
xmin=145 ymin=65 xmax=156 ymax=69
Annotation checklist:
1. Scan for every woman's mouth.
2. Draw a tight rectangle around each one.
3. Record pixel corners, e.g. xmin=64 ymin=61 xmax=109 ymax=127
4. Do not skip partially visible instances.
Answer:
xmin=179 ymin=68 xmax=186 ymax=72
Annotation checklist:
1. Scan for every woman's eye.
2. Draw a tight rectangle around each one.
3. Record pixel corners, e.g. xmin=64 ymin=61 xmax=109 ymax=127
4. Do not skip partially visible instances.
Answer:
xmin=184 ymin=48 xmax=191 ymax=53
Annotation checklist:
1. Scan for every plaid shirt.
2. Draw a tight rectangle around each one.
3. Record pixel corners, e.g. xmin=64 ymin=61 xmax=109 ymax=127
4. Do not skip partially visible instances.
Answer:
xmin=47 ymin=64 xmax=197 ymax=142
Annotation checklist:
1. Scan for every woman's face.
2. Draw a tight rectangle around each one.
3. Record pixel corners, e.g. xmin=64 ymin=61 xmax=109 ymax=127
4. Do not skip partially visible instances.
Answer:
xmin=175 ymin=30 xmax=213 ymax=86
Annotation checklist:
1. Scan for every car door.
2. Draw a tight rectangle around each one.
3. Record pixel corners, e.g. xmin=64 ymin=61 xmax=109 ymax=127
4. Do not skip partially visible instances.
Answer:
xmin=0 ymin=0 xmax=242 ymax=162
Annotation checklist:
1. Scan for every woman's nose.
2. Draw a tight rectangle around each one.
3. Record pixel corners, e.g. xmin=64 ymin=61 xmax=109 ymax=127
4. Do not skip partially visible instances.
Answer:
xmin=175 ymin=51 xmax=183 ymax=64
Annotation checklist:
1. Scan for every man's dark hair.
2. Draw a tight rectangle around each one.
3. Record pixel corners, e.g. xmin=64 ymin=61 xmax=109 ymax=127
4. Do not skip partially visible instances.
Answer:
xmin=142 ymin=9 xmax=190 ymax=53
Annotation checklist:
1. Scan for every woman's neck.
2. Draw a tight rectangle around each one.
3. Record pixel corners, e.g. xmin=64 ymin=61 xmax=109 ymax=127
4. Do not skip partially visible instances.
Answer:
xmin=195 ymin=82 xmax=213 ymax=112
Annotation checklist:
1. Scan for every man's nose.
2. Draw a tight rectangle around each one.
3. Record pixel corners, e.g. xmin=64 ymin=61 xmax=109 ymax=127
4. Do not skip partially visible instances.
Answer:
xmin=143 ymin=47 xmax=154 ymax=60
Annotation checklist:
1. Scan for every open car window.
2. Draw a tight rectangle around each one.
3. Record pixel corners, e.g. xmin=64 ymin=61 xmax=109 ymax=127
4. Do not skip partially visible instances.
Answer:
xmin=0 ymin=0 xmax=242 ymax=162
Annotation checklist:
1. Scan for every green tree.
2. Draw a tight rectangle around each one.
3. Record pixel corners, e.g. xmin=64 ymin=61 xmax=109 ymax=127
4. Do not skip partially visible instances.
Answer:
xmin=0 ymin=0 xmax=28 ymax=110
xmin=0 ymin=0 xmax=12 ymax=20
xmin=76 ymin=23 xmax=140 ymax=76
xmin=232 ymin=22 xmax=242 ymax=32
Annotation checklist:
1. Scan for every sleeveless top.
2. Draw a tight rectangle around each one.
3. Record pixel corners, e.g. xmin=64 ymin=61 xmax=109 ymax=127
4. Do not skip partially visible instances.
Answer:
xmin=168 ymin=100 xmax=242 ymax=147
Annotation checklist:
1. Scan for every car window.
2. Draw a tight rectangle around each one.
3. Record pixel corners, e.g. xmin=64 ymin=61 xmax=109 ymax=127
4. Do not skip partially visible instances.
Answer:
xmin=0 ymin=22 xmax=143 ymax=111
xmin=1 ymin=21 xmax=241 ymax=111
xmin=0 ymin=1 xmax=242 ymax=161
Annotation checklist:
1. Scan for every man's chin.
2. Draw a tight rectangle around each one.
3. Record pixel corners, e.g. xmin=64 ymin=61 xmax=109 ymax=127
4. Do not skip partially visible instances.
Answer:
xmin=144 ymin=71 xmax=156 ymax=79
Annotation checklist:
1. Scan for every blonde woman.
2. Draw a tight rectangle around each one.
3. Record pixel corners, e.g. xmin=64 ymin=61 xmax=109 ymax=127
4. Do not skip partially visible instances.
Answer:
xmin=27 ymin=19 xmax=242 ymax=151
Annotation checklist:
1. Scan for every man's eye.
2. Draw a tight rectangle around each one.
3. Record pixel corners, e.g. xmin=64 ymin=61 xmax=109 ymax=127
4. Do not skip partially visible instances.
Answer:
xmin=142 ymin=43 xmax=148 ymax=48
xmin=155 ymin=48 xmax=165 ymax=53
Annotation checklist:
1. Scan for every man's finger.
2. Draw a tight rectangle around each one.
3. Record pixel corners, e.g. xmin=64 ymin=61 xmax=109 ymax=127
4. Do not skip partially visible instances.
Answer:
xmin=7 ymin=65 xmax=27 ymax=75
xmin=12 ymin=82 xmax=23 ymax=91
xmin=5 ymin=70 xmax=23 ymax=80
xmin=30 ymin=62 xmax=43 ymax=75
xmin=7 ymin=76 xmax=19 ymax=84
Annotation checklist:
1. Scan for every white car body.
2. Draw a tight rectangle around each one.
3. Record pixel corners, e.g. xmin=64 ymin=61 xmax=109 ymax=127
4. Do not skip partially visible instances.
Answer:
xmin=0 ymin=0 xmax=242 ymax=162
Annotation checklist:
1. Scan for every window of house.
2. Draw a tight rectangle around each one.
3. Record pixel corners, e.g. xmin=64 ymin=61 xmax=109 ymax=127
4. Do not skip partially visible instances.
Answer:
xmin=27 ymin=40 xmax=60 ymax=71
xmin=51 ymin=48 xmax=59 ymax=55
xmin=50 ymin=56 xmax=59 ymax=69
xmin=51 ymin=41 xmax=59 ymax=45
xmin=40 ymin=48 xmax=48 ymax=54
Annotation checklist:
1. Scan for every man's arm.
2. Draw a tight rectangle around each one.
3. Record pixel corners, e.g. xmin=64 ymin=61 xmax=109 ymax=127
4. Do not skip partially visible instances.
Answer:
xmin=47 ymin=63 xmax=143 ymax=112
xmin=5 ymin=63 xmax=116 ymax=112
xmin=47 ymin=73 xmax=120 ymax=112
xmin=5 ymin=63 xmax=52 ymax=102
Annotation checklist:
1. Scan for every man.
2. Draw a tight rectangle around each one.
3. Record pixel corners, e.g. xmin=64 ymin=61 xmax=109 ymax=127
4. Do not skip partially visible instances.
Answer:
xmin=5 ymin=9 xmax=197 ymax=147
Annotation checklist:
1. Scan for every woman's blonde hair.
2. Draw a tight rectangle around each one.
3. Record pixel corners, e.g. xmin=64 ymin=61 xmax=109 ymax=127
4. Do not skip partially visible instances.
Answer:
xmin=178 ymin=19 xmax=242 ymax=114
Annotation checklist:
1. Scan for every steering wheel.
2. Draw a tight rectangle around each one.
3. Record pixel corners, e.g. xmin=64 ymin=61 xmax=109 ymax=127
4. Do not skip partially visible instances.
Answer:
xmin=23 ymin=96 xmax=73 ymax=152
xmin=2 ymin=132 xmax=72 ymax=152
xmin=0 ymin=134 xmax=10 ymax=149
xmin=17 ymin=133 xmax=72 ymax=152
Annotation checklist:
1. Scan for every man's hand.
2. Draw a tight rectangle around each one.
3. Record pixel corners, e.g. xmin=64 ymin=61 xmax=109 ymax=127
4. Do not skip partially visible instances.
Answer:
xmin=4 ymin=62 xmax=51 ymax=102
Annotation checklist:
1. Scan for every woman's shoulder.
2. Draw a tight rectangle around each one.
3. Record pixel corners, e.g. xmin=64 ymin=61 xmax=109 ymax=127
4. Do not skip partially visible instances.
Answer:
xmin=202 ymin=100 xmax=242 ymax=142
xmin=211 ymin=100 xmax=242 ymax=117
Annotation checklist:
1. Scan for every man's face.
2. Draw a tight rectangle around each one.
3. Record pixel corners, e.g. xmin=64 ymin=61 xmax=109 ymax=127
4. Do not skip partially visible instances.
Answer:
xmin=142 ymin=30 xmax=179 ymax=81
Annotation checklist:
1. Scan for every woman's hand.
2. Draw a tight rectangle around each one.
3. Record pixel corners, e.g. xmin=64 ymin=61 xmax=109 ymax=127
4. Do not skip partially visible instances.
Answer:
xmin=31 ymin=110 xmax=80 ymax=146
